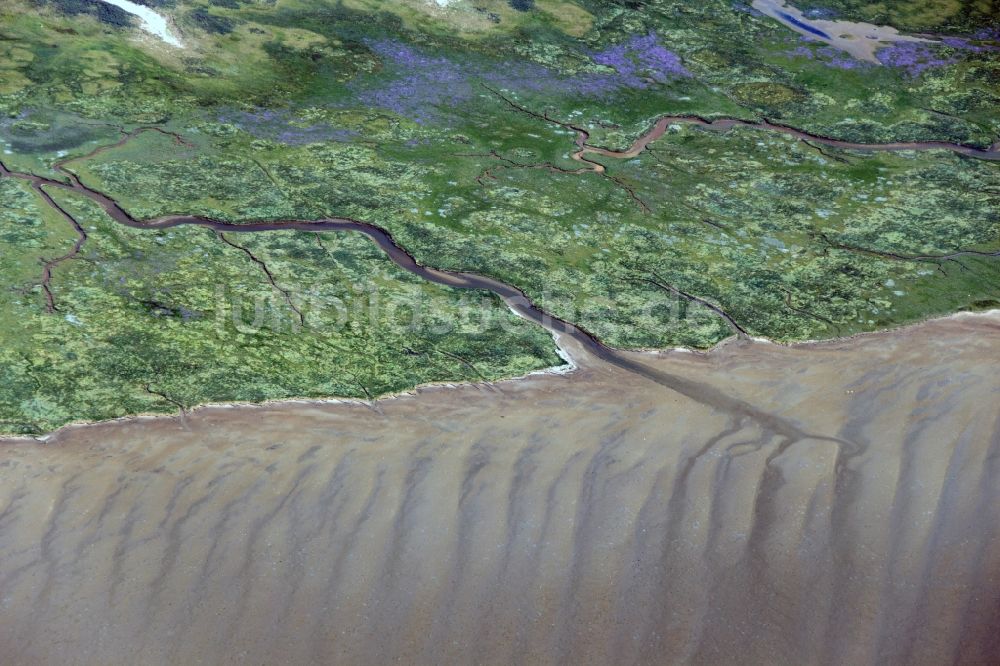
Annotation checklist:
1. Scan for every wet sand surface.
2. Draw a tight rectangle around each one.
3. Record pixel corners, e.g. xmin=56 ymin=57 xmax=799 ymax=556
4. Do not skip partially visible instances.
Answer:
xmin=751 ymin=0 xmax=933 ymax=63
xmin=1 ymin=312 xmax=999 ymax=665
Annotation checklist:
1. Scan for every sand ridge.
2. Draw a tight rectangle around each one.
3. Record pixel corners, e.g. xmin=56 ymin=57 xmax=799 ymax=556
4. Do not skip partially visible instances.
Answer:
xmin=0 ymin=311 xmax=998 ymax=664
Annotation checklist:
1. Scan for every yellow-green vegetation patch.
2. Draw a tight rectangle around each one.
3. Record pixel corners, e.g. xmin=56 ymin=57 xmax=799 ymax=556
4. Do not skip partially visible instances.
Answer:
xmin=72 ymin=128 xmax=430 ymax=222
xmin=0 ymin=188 xmax=559 ymax=436
xmin=0 ymin=44 xmax=34 ymax=94
xmin=536 ymin=1 xmax=594 ymax=37
xmin=0 ymin=179 xmax=80 ymax=290
xmin=730 ymin=82 xmax=808 ymax=108
xmin=327 ymin=0 xmax=593 ymax=38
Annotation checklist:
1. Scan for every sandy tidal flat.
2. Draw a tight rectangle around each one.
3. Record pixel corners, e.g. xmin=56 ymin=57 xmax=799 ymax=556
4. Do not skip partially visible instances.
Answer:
xmin=751 ymin=0 xmax=932 ymax=62
xmin=0 ymin=312 xmax=999 ymax=665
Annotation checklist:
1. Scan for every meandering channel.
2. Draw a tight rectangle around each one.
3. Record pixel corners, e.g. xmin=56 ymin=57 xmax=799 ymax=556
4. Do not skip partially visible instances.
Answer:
xmin=1 ymin=114 xmax=997 ymax=441
xmin=1 ymin=156 xmax=838 ymax=444
xmin=484 ymin=87 xmax=1000 ymax=184
xmin=579 ymin=115 xmax=1000 ymax=162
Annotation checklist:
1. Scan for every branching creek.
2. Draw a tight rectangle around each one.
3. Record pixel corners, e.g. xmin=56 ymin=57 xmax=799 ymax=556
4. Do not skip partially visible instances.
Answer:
xmin=1 ymin=111 xmax=997 ymax=446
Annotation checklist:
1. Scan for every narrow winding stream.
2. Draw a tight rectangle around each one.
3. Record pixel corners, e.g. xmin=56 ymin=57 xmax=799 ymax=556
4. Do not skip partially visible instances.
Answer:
xmin=0 ymin=115 xmax=997 ymax=440
xmin=577 ymin=116 xmax=1000 ymax=162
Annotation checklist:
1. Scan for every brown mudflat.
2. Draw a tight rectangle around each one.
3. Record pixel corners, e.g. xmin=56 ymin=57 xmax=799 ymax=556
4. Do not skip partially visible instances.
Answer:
xmin=0 ymin=312 xmax=998 ymax=665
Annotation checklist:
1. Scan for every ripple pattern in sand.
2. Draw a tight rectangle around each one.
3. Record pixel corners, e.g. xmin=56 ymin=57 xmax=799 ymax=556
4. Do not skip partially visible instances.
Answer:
xmin=0 ymin=313 xmax=998 ymax=665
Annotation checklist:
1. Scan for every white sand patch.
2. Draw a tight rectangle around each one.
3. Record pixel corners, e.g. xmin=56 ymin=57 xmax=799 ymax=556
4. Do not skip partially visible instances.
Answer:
xmin=92 ymin=0 xmax=183 ymax=47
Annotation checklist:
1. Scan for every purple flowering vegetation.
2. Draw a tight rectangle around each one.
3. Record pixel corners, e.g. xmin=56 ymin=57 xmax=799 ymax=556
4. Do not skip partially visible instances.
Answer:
xmin=785 ymin=42 xmax=870 ymax=70
xmin=972 ymin=27 xmax=1000 ymax=41
xmin=787 ymin=29 xmax=997 ymax=77
xmin=590 ymin=33 xmax=692 ymax=85
xmin=350 ymin=34 xmax=691 ymax=123
xmin=354 ymin=40 xmax=474 ymax=124
xmin=217 ymin=108 xmax=360 ymax=145
xmin=938 ymin=36 xmax=1000 ymax=53
xmin=873 ymin=35 xmax=999 ymax=77
xmin=875 ymin=42 xmax=957 ymax=76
